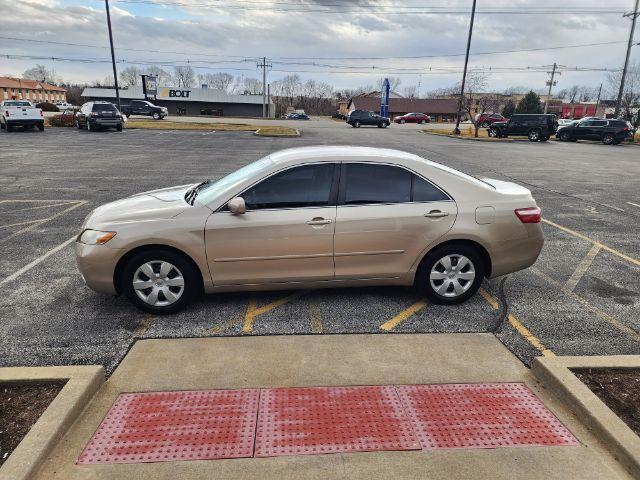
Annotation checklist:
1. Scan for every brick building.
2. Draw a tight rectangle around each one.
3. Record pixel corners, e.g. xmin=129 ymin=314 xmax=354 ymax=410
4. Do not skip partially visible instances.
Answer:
xmin=0 ymin=76 xmax=67 ymax=103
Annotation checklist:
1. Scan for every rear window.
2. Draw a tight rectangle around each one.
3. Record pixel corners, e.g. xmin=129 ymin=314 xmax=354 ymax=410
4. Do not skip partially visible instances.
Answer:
xmin=608 ymin=120 xmax=627 ymax=127
xmin=4 ymin=101 xmax=31 ymax=107
xmin=92 ymin=104 xmax=117 ymax=112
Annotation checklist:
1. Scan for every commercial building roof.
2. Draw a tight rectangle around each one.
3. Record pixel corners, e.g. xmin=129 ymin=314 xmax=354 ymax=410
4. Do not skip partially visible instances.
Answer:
xmin=82 ymin=85 xmax=267 ymax=105
xmin=349 ymin=96 xmax=459 ymax=114
xmin=0 ymin=77 xmax=66 ymax=92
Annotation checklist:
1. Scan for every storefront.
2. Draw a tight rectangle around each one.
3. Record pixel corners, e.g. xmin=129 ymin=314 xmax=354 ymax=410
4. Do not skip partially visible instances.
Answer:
xmin=81 ymin=85 xmax=272 ymax=117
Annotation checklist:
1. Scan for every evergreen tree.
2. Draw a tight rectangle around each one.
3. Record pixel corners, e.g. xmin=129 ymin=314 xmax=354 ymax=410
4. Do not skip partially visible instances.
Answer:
xmin=501 ymin=99 xmax=516 ymax=118
xmin=515 ymin=91 xmax=543 ymax=114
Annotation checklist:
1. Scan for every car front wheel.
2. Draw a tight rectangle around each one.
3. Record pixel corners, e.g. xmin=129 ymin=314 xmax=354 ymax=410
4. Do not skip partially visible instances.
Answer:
xmin=152 ymin=112 xmax=160 ymax=120
xmin=480 ymin=121 xmax=489 ymax=128
xmin=353 ymin=121 xmax=361 ymax=128
xmin=122 ymin=249 xmax=199 ymax=314
xmin=417 ymin=244 xmax=485 ymax=304
xmin=559 ymin=131 xmax=572 ymax=142
xmin=488 ymin=128 xmax=499 ymax=137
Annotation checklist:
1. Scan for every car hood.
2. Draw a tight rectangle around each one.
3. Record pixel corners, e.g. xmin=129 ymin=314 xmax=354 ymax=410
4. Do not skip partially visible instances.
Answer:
xmin=85 ymin=184 xmax=197 ymax=227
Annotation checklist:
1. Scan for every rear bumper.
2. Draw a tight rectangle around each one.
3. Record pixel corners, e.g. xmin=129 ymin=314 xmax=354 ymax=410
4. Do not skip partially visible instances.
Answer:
xmin=6 ymin=119 xmax=43 ymax=127
xmin=89 ymin=118 xmax=122 ymax=127
xmin=75 ymin=242 xmax=122 ymax=295
xmin=488 ymin=223 xmax=544 ymax=278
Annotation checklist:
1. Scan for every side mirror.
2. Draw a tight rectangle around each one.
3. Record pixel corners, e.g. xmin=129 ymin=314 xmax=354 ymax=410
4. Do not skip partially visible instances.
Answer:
xmin=228 ymin=197 xmax=246 ymax=214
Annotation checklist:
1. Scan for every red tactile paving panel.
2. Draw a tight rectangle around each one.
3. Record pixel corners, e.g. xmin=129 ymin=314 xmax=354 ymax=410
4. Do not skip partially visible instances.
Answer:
xmin=396 ymin=383 xmax=579 ymax=450
xmin=77 ymin=389 xmax=260 ymax=465
xmin=255 ymin=385 xmax=421 ymax=457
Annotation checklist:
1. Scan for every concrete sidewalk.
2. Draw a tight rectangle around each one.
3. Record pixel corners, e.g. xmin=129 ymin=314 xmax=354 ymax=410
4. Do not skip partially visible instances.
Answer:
xmin=35 ymin=334 xmax=631 ymax=479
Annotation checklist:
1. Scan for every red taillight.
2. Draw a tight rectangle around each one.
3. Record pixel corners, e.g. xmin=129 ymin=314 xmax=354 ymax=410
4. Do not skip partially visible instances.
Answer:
xmin=515 ymin=207 xmax=541 ymax=223
xmin=4 ymin=110 xmax=9 ymax=117
xmin=40 ymin=110 xmax=44 ymax=117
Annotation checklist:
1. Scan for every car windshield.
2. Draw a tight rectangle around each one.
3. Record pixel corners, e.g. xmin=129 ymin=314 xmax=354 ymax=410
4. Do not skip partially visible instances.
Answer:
xmin=193 ymin=156 xmax=274 ymax=205
xmin=5 ymin=101 xmax=31 ymax=107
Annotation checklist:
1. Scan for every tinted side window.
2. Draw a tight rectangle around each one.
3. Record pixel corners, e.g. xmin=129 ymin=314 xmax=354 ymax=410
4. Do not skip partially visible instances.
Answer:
xmin=92 ymin=104 xmax=117 ymax=112
xmin=412 ymin=175 xmax=449 ymax=202
xmin=592 ymin=120 xmax=607 ymax=127
xmin=243 ymin=164 xmax=334 ymax=210
xmin=344 ymin=164 xmax=411 ymax=205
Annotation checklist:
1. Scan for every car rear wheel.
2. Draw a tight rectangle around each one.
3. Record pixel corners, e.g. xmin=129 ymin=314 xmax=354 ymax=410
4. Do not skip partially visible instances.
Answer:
xmin=528 ymin=129 xmax=541 ymax=142
xmin=488 ymin=128 xmax=499 ymax=137
xmin=400 ymin=119 xmax=406 ymax=124
xmin=379 ymin=122 xmax=388 ymax=128
xmin=602 ymin=133 xmax=615 ymax=145
xmin=37 ymin=123 xmax=44 ymax=131
xmin=540 ymin=135 xmax=549 ymax=142
xmin=122 ymin=249 xmax=199 ymax=314
xmin=116 ymin=123 xmax=123 ymax=132
xmin=353 ymin=121 xmax=361 ymax=128
xmin=419 ymin=120 xmax=426 ymax=124
xmin=559 ymin=131 xmax=572 ymax=142
xmin=416 ymin=244 xmax=485 ymax=304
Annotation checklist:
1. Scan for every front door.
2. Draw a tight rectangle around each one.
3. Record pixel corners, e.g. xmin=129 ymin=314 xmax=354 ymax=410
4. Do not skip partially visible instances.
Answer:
xmin=334 ymin=163 xmax=457 ymax=280
xmin=205 ymin=163 xmax=338 ymax=285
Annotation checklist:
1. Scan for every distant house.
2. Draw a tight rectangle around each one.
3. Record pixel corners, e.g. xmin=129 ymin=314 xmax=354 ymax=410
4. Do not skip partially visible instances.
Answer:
xmin=0 ymin=76 xmax=67 ymax=103
xmin=347 ymin=95 xmax=459 ymax=122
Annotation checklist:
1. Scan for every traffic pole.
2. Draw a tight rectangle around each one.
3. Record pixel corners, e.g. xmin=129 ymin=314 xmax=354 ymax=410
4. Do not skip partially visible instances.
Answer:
xmin=454 ymin=0 xmax=477 ymax=134
xmin=614 ymin=0 xmax=639 ymax=117
xmin=105 ymin=0 xmax=120 ymax=109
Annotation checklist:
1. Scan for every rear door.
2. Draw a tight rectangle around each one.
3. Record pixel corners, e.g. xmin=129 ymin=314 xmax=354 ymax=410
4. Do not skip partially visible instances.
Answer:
xmin=334 ymin=163 xmax=457 ymax=280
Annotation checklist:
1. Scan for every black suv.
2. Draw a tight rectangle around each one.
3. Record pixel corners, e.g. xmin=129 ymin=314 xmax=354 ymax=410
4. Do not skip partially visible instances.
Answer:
xmin=76 ymin=102 xmax=124 ymax=132
xmin=346 ymin=109 xmax=390 ymax=128
xmin=488 ymin=114 xmax=558 ymax=142
xmin=121 ymin=100 xmax=168 ymax=120
xmin=556 ymin=118 xmax=634 ymax=145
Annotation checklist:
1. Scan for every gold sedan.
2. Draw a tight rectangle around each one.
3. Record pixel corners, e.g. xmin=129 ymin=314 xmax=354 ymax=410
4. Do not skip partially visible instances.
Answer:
xmin=76 ymin=146 xmax=543 ymax=313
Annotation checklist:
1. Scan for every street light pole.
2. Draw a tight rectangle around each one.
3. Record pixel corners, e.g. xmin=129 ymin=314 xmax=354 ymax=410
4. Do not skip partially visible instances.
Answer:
xmin=615 ymin=0 xmax=639 ymax=117
xmin=105 ymin=0 xmax=121 ymax=109
xmin=454 ymin=0 xmax=477 ymax=134
xmin=543 ymin=63 xmax=558 ymax=114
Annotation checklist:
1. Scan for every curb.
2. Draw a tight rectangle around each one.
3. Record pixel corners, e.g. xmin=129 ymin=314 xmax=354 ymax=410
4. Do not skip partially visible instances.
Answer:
xmin=0 ymin=366 xmax=104 ymax=480
xmin=422 ymin=131 xmax=518 ymax=142
xmin=254 ymin=128 xmax=300 ymax=137
xmin=532 ymin=356 xmax=640 ymax=479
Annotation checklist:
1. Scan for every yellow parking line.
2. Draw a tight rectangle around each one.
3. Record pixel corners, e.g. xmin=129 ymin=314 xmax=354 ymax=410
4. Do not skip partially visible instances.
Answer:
xmin=479 ymin=288 xmax=555 ymax=357
xmin=132 ymin=314 xmax=154 ymax=338
xmin=242 ymin=290 xmax=311 ymax=334
xmin=379 ymin=299 xmax=428 ymax=331
xmin=242 ymin=298 xmax=257 ymax=333
xmin=542 ymin=218 xmax=640 ymax=268
xmin=564 ymin=244 xmax=601 ymax=292
xmin=309 ymin=301 xmax=324 ymax=334
xmin=530 ymin=268 xmax=640 ymax=343
xmin=203 ymin=316 xmax=243 ymax=336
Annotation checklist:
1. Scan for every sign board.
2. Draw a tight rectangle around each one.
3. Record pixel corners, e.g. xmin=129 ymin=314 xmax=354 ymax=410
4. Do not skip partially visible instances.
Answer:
xmin=380 ymin=78 xmax=390 ymax=118
xmin=141 ymin=75 xmax=158 ymax=98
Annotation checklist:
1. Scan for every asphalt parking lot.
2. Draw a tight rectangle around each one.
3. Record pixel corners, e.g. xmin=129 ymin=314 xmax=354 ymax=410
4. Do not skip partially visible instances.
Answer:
xmin=1 ymin=121 xmax=639 ymax=373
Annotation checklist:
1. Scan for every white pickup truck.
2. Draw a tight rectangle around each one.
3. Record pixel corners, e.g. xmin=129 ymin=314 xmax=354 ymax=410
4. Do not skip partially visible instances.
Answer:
xmin=1 ymin=100 xmax=45 ymax=132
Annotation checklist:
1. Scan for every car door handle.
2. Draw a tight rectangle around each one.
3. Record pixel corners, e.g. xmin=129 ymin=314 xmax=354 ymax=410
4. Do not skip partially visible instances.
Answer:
xmin=424 ymin=210 xmax=449 ymax=218
xmin=306 ymin=217 xmax=332 ymax=225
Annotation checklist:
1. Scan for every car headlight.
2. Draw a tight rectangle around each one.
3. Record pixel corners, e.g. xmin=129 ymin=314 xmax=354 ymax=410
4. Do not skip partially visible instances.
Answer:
xmin=78 ymin=229 xmax=116 ymax=245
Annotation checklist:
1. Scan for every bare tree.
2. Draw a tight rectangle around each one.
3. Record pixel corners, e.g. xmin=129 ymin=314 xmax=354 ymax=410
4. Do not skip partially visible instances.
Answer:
xmin=607 ymin=61 xmax=640 ymax=129
xmin=567 ymin=85 xmax=580 ymax=103
xmin=23 ymin=64 xmax=58 ymax=83
xmin=240 ymin=77 xmax=262 ymax=95
xmin=173 ymin=66 xmax=196 ymax=88
xmin=402 ymin=85 xmax=419 ymax=99
xmin=119 ymin=66 xmax=141 ymax=87
xmin=145 ymin=65 xmax=172 ymax=84
xmin=197 ymin=72 xmax=234 ymax=92
xmin=456 ymin=72 xmax=488 ymax=137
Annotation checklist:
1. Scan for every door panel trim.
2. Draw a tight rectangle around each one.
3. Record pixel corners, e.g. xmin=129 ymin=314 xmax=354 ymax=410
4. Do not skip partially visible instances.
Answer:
xmin=213 ymin=252 xmax=333 ymax=262
xmin=334 ymin=250 xmax=405 ymax=257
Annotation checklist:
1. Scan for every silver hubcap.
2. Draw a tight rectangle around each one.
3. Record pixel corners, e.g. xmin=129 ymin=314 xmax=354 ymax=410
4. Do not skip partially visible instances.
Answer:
xmin=133 ymin=261 xmax=185 ymax=306
xmin=429 ymin=254 xmax=476 ymax=298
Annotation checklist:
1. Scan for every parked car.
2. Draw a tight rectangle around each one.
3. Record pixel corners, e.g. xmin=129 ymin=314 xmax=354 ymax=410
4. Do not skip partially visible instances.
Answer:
xmin=557 ymin=118 xmax=576 ymax=127
xmin=121 ymin=100 xmax=168 ymax=120
xmin=556 ymin=118 xmax=634 ymax=145
xmin=286 ymin=113 xmax=310 ymax=120
xmin=488 ymin=114 xmax=558 ymax=141
xmin=55 ymin=101 xmax=75 ymax=111
xmin=75 ymin=146 xmax=543 ymax=314
xmin=0 ymin=100 xmax=44 ymax=132
xmin=75 ymin=101 xmax=124 ymax=131
xmin=346 ymin=110 xmax=390 ymax=128
xmin=475 ymin=113 xmax=507 ymax=128
xmin=393 ymin=113 xmax=431 ymax=124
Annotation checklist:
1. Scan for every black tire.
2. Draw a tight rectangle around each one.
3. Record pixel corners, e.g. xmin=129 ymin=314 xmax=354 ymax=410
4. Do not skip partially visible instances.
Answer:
xmin=76 ymin=119 xmax=82 ymax=129
xmin=400 ymin=119 xmax=406 ymax=124
xmin=602 ymin=133 xmax=615 ymax=145
xmin=480 ymin=121 xmax=489 ymax=128
xmin=528 ymin=129 xmax=541 ymax=142
xmin=488 ymin=128 xmax=499 ymax=138
xmin=0 ymin=121 xmax=5 ymax=130
xmin=353 ymin=120 xmax=361 ymax=128
xmin=37 ymin=123 xmax=44 ymax=131
xmin=86 ymin=120 xmax=91 ymax=131
xmin=559 ymin=131 xmax=572 ymax=142
xmin=379 ymin=122 xmax=388 ymax=128
xmin=152 ymin=112 xmax=160 ymax=120
xmin=121 ymin=249 xmax=200 ymax=314
xmin=116 ymin=123 xmax=123 ymax=132
xmin=416 ymin=243 xmax=485 ymax=305
xmin=419 ymin=120 xmax=426 ymax=124
xmin=6 ymin=124 xmax=12 ymax=132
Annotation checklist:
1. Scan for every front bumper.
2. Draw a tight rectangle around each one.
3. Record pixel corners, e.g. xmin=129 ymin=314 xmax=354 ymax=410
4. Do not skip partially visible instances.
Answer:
xmin=75 ymin=242 xmax=122 ymax=295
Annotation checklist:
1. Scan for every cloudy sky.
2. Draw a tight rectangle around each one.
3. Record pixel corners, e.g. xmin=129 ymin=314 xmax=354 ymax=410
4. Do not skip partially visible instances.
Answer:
xmin=0 ymin=0 xmax=638 ymax=95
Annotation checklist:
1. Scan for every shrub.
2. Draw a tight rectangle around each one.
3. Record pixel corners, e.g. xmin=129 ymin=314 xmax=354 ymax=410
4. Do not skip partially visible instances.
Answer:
xmin=47 ymin=114 xmax=75 ymax=127
xmin=36 ymin=102 xmax=60 ymax=112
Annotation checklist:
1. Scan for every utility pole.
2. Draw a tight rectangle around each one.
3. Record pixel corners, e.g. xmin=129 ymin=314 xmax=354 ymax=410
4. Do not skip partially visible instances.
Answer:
xmin=595 ymin=83 xmax=603 ymax=116
xmin=454 ymin=0 xmax=477 ymax=134
xmin=105 ymin=0 xmax=120 ymax=109
xmin=267 ymin=83 xmax=271 ymax=118
xmin=543 ymin=63 xmax=559 ymax=114
xmin=615 ymin=0 xmax=639 ymax=117
xmin=257 ymin=57 xmax=272 ymax=118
